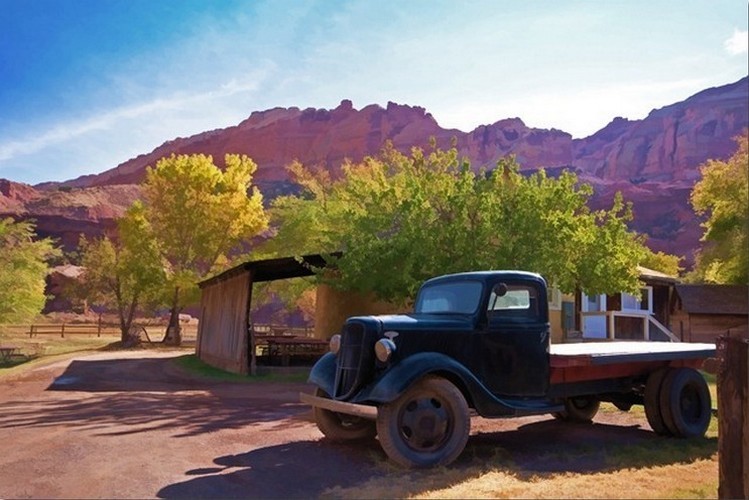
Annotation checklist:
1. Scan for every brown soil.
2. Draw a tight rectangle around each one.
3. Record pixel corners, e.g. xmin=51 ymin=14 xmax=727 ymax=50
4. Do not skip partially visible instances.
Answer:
xmin=0 ymin=350 xmax=698 ymax=499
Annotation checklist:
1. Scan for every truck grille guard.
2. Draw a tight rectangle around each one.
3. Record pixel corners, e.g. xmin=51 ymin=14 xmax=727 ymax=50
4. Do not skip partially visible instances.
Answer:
xmin=333 ymin=322 xmax=375 ymax=400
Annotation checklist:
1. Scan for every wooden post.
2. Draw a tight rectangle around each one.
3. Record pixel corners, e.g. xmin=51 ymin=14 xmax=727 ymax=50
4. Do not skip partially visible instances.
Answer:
xmin=97 ymin=316 xmax=102 ymax=337
xmin=717 ymin=333 xmax=749 ymax=499
xmin=61 ymin=323 xmax=65 ymax=338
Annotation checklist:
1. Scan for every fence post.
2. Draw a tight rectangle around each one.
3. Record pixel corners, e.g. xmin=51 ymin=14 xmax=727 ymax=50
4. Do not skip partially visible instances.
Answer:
xmin=717 ymin=332 xmax=749 ymax=499
xmin=97 ymin=316 xmax=101 ymax=337
xmin=61 ymin=323 xmax=65 ymax=338
xmin=29 ymin=325 xmax=35 ymax=338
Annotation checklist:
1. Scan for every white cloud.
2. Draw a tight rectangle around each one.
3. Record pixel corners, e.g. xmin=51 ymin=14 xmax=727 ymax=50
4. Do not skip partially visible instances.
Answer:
xmin=0 ymin=74 xmax=266 ymax=164
xmin=432 ymin=78 xmax=711 ymax=138
xmin=724 ymin=29 xmax=748 ymax=55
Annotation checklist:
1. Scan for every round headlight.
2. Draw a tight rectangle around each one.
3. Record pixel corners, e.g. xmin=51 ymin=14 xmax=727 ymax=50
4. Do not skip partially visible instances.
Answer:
xmin=375 ymin=338 xmax=396 ymax=363
xmin=329 ymin=334 xmax=341 ymax=355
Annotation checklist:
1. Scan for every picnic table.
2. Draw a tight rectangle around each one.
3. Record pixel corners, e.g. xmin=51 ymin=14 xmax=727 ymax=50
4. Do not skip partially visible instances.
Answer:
xmin=0 ymin=345 xmax=20 ymax=362
xmin=265 ymin=336 xmax=329 ymax=366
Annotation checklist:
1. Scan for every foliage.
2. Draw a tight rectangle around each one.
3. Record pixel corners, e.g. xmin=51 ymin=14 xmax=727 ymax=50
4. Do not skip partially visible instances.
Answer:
xmin=0 ymin=218 xmax=60 ymax=323
xmin=690 ymin=133 xmax=749 ymax=284
xmin=77 ymin=205 xmax=164 ymax=344
xmin=139 ymin=153 xmax=269 ymax=343
xmin=252 ymin=276 xmax=318 ymax=321
xmin=266 ymin=144 xmax=652 ymax=303
xmin=641 ymin=249 xmax=683 ymax=277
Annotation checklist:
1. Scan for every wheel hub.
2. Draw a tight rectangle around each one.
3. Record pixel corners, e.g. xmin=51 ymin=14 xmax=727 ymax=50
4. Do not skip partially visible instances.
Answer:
xmin=399 ymin=397 xmax=450 ymax=451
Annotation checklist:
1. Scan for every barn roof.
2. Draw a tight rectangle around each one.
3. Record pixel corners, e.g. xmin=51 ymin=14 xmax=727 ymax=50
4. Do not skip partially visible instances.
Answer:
xmin=637 ymin=265 xmax=679 ymax=285
xmin=674 ymin=284 xmax=749 ymax=315
xmin=198 ymin=253 xmax=336 ymax=288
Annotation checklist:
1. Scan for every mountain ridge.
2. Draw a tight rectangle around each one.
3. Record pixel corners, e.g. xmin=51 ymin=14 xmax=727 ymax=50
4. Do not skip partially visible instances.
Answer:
xmin=3 ymin=76 xmax=748 ymax=263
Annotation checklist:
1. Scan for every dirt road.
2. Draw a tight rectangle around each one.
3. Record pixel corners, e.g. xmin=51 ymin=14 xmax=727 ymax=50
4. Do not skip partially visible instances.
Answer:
xmin=0 ymin=351 xmax=713 ymax=498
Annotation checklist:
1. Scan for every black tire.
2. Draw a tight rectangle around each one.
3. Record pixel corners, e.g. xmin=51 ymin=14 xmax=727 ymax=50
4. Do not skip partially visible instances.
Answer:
xmin=313 ymin=388 xmax=377 ymax=442
xmin=644 ymin=368 xmax=672 ymax=435
xmin=659 ymin=368 xmax=711 ymax=438
xmin=552 ymin=396 xmax=600 ymax=422
xmin=376 ymin=376 xmax=470 ymax=468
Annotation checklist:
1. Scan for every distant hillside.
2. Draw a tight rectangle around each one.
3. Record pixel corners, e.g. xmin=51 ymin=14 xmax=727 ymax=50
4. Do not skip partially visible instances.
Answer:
xmin=3 ymin=76 xmax=747 ymax=264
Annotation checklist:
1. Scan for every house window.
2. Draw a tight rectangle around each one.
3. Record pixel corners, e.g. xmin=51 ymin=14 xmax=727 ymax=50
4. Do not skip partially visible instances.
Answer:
xmin=621 ymin=286 xmax=653 ymax=314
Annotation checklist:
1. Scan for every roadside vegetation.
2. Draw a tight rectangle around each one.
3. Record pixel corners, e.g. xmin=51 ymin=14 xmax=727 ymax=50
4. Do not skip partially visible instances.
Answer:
xmin=173 ymin=354 xmax=307 ymax=383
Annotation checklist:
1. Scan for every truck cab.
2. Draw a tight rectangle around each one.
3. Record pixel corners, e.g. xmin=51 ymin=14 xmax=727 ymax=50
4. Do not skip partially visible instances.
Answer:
xmin=301 ymin=270 xmax=714 ymax=468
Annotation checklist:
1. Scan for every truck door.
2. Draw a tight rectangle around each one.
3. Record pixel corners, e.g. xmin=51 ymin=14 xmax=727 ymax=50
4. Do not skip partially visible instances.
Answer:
xmin=479 ymin=280 xmax=550 ymax=397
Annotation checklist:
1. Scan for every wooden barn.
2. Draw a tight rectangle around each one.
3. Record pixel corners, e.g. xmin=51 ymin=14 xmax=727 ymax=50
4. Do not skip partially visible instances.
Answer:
xmin=196 ymin=254 xmax=330 ymax=374
xmin=196 ymin=253 xmax=400 ymax=374
xmin=670 ymin=284 xmax=749 ymax=342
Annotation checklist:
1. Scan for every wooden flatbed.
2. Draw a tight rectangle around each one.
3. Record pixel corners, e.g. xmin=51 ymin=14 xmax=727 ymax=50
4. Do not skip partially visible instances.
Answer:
xmin=549 ymin=341 xmax=715 ymax=384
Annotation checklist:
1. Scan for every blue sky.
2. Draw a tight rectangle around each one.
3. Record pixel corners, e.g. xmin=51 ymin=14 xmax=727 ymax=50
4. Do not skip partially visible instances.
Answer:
xmin=0 ymin=0 xmax=747 ymax=185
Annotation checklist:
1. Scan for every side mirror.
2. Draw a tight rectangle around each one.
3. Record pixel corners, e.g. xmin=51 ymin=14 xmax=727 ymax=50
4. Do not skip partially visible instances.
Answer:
xmin=493 ymin=282 xmax=508 ymax=297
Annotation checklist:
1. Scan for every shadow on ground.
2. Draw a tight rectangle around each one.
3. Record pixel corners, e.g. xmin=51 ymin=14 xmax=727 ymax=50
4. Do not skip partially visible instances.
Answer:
xmin=158 ymin=439 xmax=385 ymax=499
xmin=158 ymin=418 xmax=717 ymax=499
xmin=0 ymin=356 xmax=311 ymax=438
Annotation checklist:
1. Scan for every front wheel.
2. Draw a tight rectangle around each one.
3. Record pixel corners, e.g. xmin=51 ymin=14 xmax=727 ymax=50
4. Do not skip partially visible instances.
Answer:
xmin=377 ymin=376 xmax=470 ymax=468
xmin=313 ymin=388 xmax=377 ymax=442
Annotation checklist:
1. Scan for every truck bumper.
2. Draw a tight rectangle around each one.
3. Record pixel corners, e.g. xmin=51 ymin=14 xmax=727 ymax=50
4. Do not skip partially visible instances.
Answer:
xmin=299 ymin=392 xmax=378 ymax=420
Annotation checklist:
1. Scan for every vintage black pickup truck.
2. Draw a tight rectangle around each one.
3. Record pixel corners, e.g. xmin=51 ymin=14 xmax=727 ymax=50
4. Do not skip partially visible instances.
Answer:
xmin=300 ymin=270 xmax=715 ymax=467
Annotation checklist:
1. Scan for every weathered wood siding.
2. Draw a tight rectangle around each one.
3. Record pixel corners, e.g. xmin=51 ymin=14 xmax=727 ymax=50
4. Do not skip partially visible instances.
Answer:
xmin=314 ymin=284 xmax=403 ymax=339
xmin=197 ymin=271 xmax=251 ymax=374
xmin=671 ymin=312 xmax=748 ymax=343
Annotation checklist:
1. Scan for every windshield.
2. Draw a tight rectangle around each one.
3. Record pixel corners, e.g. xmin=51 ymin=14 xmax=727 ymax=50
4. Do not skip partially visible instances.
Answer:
xmin=414 ymin=280 xmax=483 ymax=314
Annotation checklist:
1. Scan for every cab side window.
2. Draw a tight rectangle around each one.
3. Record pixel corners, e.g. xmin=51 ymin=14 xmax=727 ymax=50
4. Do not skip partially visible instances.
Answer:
xmin=488 ymin=283 xmax=541 ymax=322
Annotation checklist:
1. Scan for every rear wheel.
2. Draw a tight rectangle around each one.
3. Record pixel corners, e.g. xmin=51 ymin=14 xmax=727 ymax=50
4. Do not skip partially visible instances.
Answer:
xmin=552 ymin=396 xmax=600 ymax=423
xmin=644 ymin=368 xmax=671 ymax=435
xmin=313 ymin=388 xmax=377 ymax=442
xmin=377 ymin=376 xmax=470 ymax=468
xmin=659 ymin=368 xmax=711 ymax=438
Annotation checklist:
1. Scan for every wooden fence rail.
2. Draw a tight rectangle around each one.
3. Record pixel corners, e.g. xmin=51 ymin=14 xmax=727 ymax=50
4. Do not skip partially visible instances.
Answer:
xmin=28 ymin=323 xmax=119 ymax=338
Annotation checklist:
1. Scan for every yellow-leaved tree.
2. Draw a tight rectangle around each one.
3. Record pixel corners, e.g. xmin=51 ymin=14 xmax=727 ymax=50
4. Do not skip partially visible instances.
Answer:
xmin=135 ymin=153 xmax=268 ymax=344
xmin=690 ymin=133 xmax=749 ymax=284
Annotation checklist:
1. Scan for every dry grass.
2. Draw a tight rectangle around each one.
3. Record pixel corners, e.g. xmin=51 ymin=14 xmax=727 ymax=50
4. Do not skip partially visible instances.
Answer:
xmin=323 ymin=440 xmax=718 ymax=499
xmin=323 ymin=385 xmax=719 ymax=500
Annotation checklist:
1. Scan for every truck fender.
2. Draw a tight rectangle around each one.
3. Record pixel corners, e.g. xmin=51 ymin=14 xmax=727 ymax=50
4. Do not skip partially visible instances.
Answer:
xmin=307 ymin=352 xmax=337 ymax=396
xmin=353 ymin=352 xmax=491 ymax=408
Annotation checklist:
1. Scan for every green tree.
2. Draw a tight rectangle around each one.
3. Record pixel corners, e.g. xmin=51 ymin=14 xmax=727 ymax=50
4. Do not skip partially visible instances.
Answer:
xmin=641 ymin=249 xmax=683 ymax=277
xmin=0 ymin=218 xmax=60 ymax=323
xmin=690 ymin=133 xmax=749 ymax=284
xmin=139 ymin=153 xmax=268 ymax=344
xmin=266 ymin=144 xmax=652 ymax=304
xmin=78 ymin=204 xmax=165 ymax=345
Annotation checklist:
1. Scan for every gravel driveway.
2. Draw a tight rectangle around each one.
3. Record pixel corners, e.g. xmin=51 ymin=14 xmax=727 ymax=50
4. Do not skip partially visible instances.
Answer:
xmin=0 ymin=350 xmax=387 ymax=498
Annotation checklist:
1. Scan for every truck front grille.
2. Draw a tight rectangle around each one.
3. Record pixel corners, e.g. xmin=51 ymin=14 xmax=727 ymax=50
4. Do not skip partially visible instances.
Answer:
xmin=334 ymin=322 xmax=374 ymax=400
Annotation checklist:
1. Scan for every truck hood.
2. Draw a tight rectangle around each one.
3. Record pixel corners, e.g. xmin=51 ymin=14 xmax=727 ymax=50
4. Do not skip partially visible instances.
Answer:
xmin=368 ymin=313 xmax=474 ymax=332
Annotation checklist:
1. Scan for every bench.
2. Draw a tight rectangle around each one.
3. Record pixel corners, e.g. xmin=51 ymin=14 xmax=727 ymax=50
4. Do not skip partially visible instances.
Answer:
xmin=264 ymin=337 xmax=329 ymax=366
xmin=0 ymin=345 xmax=20 ymax=362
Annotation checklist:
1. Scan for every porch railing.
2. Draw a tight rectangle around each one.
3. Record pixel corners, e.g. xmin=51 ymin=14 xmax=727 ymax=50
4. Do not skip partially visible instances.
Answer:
xmin=580 ymin=310 xmax=680 ymax=342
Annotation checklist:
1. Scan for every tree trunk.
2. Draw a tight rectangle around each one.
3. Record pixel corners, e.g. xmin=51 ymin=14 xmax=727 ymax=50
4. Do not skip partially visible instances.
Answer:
xmin=163 ymin=286 xmax=182 ymax=346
